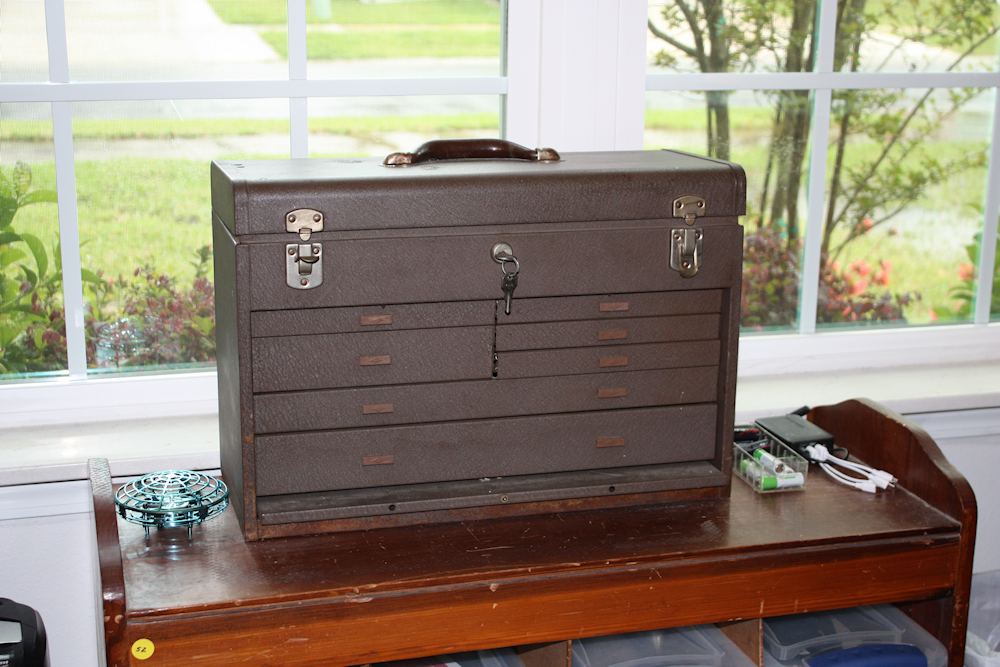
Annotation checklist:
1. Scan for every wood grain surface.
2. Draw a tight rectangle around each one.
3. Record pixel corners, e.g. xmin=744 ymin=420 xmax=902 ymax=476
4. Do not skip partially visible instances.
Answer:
xmin=94 ymin=400 xmax=974 ymax=667
xmin=89 ymin=458 xmax=129 ymax=667
xmin=91 ymin=399 xmax=974 ymax=667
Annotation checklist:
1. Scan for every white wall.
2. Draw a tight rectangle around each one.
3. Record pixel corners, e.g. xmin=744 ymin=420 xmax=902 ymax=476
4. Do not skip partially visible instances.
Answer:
xmin=935 ymin=436 xmax=1000 ymax=574
xmin=0 ymin=501 xmax=101 ymax=667
xmin=0 ymin=414 xmax=997 ymax=667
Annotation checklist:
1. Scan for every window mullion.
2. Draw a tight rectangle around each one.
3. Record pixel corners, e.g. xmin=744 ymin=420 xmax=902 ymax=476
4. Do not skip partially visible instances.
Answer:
xmin=798 ymin=0 xmax=839 ymax=334
xmin=288 ymin=0 xmax=308 ymax=158
xmin=975 ymin=90 xmax=1000 ymax=324
xmin=45 ymin=0 xmax=86 ymax=378
xmin=43 ymin=0 xmax=69 ymax=83
xmin=613 ymin=0 xmax=648 ymax=150
xmin=799 ymin=89 xmax=832 ymax=334
xmin=503 ymin=0 xmax=543 ymax=146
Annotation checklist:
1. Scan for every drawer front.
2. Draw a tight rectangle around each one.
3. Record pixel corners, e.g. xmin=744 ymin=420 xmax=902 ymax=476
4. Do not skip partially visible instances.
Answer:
xmin=252 ymin=300 xmax=494 ymax=338
xmin=496 ymin=314 xmax=719 ymax=352
xmin=254 ymin=367 xmax=719 ymax=433
xmin=252 ymin=326 xmax=493 ymax=393
xmin=248 ymin=226 xmax=743 ymax=311
xmin=255 ymin=404 xmax=718 ymax=496
xmin=498 ymin=290 xmax=723 ymax=324
xmin=497 ymin=340 xmax=721 ymax=379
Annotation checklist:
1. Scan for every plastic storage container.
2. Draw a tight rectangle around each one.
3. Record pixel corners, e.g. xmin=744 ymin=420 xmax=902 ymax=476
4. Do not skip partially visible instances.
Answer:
xmin=572 ymin=624 xmax=757 ymax=667
xmin=733 ymin=439 xmax=808 ymax=494
xmin=967 ymin=570 xmax=1000 ymax=667
xmin=762 ymin=605 xmax=946 ymax=667
xmin=373 ymin=647 xmax=525 ymax=667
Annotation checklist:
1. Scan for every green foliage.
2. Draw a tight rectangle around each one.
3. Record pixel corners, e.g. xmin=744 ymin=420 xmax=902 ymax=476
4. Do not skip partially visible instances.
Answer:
xmin=949 ymin=231 xmax=1000 ymax=319
xmin=0 ymin=161 xmax=63 ymax=374
xmin=260 ymin=26 xmax=499 ymax=60
xmin=2 ymin=244 xmax=217 ymax=377
xmin=207 ymin=0 xmax=500 ymax=25
xmin=649 ymin=0 xmax=997 ymax=329
xmin=86 ymin=246 xmax=216 ymax=371
xmin=824 ymin=87 xmax=989 ymax=260
xmin=741 ymin=226 xmax=918 ymax=330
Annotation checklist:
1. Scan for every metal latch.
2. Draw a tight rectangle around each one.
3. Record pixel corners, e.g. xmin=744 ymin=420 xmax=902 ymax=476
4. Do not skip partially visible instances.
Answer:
xmin=673 ymin=195 xmax=705 ymax=225
xmin=670 ymin=228 xmax=703 ymax=279
xmin=287 ymin=243 xmax=323 ymax=290
xmin=285 ymin=208 xmax=324 ymax=289
xmin=286 ymin=208 xmax=323 ymax=240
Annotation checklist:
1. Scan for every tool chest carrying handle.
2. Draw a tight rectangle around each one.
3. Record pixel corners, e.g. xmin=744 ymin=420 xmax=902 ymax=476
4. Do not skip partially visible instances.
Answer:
xmin=384 ymin=138 xmax=560 ymax=166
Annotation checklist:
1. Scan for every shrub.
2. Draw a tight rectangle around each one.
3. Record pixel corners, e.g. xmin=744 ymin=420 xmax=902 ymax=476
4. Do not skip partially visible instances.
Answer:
xmin=741 ymin=227 xmax=918 ymax=330
xmin=949 ymin=232 xmax=1000 ymax=319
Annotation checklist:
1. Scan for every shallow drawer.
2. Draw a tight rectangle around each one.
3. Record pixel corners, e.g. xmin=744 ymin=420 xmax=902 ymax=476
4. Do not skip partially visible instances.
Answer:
xmin=251 ymin=300 xmax=494 ymax=338
xmin=253 ymin=366 xmax=719 ymax=433
xmin=496 ymin=314 xmax=719 ymax=352
xmin=247 ymin=226 xmax=744 ymax=311
xmin=255 ymin=404 xmax=718 ymax=496
xmin=499 ymin=290 xmax=723 ymax=324
xmin=252 ymin=326 xmax=493 ymax=393
xmin=496 ymin=340 xmax=720 ymax=379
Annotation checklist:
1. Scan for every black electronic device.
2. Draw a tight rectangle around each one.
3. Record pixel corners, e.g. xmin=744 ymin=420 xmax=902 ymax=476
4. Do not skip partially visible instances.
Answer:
xmin=0 ymin=598 xmax=49 ymax=667
xmin=756 ymin=413 xmax=835 ymax=459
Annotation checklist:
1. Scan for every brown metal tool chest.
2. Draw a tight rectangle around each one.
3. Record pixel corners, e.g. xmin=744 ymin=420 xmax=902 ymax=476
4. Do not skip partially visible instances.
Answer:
xmin=211 ymin=140 xmax=746 ymax=540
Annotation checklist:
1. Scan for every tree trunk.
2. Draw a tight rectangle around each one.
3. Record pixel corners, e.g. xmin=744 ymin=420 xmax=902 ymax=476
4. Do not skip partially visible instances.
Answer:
xmin=701 ymin=0 xmax=731 ymax=160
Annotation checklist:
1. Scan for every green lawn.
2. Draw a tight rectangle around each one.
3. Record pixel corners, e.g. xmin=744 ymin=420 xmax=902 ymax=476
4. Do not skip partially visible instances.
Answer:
xmin=2 ymin=114 xmax=498 ymax=142
xmin=207 ymin=0 xmax=500 ymax=25
xmin=260 ymin=26 xmax=499 ymax=60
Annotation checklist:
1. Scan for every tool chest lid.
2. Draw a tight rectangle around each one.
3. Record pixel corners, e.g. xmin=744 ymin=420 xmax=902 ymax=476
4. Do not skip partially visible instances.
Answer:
xmin=211 ymin=148 xmax=746 ymax=237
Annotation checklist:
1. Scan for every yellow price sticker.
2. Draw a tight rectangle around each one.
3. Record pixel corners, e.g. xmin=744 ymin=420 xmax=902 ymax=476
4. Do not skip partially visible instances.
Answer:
xmin=131 ymin=638 xmax=155 ymax=660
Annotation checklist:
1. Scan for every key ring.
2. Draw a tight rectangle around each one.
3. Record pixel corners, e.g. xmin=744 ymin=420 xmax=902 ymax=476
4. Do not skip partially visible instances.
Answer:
xmin=499 ymin=255 xmax=519 ymax=276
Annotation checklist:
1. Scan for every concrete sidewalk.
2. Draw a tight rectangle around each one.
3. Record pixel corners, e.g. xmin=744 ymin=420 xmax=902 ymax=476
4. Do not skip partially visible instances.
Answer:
xmin=1 ymin=0 xmax=280 ymax=82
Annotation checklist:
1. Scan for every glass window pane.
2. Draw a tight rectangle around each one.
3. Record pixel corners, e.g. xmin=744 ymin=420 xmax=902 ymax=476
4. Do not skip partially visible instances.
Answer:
xmin=305 ymin=0 xmax=502 ymax=79
xmin=647 ymin=0 xmax=821 ymax=74
xmin=308 ymin=95 xmax=500 ymax=157
xmin=817 ymin=88 xmax=991 ymax=329
xmin=645 ymin=90 xmax=812 ymax=333
xmin=991 ymin=219 xmax=1000 ymax=321
xmin=65 ymin=1 xmax=286 ymax=82
xmin=1 ymin=103 xmax=62 ymax=379
xmin=1 ymin=1 xmax=49 ymax=82
xmin=72 ymin=100 xmax=289 ymax=375
xmin=836 ymin=0 xmax=999 ymax=73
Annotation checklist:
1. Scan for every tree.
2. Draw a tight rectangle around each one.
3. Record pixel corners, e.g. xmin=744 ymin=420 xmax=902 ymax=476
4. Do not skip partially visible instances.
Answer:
xmin=648 ymin=0 xmax=997 ymax=326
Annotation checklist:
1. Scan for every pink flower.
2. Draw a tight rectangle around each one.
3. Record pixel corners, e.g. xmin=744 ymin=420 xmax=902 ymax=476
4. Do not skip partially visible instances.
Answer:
xmin=929 ymin=309 xmax=938 ymax=322
xmin=851 ymin=279 xmax=868 ymax=295
xmin=856 ymin=261 xmax=872 ymax=277
xmin=958 ymin=263 xmax=975 ymax=281
xmin=862 ymin=218 xmax=874 ymax=230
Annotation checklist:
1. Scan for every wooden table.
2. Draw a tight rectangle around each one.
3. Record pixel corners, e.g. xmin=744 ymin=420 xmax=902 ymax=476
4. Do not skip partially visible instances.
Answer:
xmin=91 ymin=399 xmax=976 ymax=667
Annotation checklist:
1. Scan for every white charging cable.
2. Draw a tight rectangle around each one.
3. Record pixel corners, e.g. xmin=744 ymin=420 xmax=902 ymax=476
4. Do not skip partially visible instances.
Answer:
xmin=804 ymin=444 xmax=898 ymax=493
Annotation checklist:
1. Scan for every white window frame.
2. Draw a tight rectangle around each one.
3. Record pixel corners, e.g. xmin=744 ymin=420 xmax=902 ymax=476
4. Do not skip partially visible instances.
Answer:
xmin=1 ymin=0 xmax=998 ymax=428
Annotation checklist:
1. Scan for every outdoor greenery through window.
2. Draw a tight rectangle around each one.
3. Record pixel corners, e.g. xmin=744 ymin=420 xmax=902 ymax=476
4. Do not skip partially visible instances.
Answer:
xmin=646 ymin=0 xmax=1000 ymax=330
xmin=1 ymin=0 xmax=503 ymax=379
xmin=1 ymin=0 xmax=998 ymax=383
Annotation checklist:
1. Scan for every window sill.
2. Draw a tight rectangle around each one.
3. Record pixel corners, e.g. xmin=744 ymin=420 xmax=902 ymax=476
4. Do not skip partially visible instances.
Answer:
xmin=2 ymin=360 xmax=997 ymax=487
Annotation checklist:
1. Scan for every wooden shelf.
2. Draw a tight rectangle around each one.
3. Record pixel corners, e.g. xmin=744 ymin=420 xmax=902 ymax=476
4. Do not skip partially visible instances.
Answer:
xmin=90 ymin=399 xmax=976 ymax=667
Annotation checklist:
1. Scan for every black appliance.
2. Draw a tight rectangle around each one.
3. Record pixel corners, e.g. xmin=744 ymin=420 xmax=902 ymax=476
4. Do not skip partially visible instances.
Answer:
xmin=0 ymin=599 xmax=49 ymax=667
